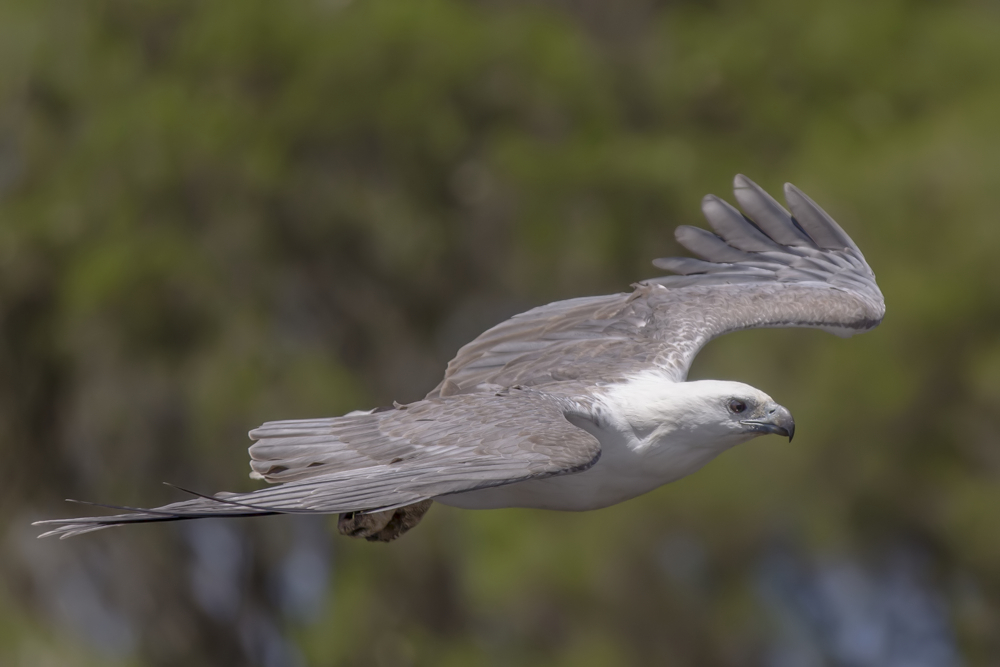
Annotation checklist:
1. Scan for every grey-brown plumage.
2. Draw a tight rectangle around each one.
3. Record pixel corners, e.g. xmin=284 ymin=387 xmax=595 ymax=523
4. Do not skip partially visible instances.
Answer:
xmin=35 ymin=175 xmax=884 ymax=541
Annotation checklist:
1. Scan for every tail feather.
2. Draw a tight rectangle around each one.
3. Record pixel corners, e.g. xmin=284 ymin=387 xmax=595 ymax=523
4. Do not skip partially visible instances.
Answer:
xmin=32 ymin=487 xmax=301 ymax=539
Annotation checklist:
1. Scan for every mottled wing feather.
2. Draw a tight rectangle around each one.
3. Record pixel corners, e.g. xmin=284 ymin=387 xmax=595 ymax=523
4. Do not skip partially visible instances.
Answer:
xmin=34 ymin=387 xmax=601 ymax=539
xmin=427 ymin=292 xmax=655 ymax=397
xmin=431 ymin=174 xmax=884 ymax=390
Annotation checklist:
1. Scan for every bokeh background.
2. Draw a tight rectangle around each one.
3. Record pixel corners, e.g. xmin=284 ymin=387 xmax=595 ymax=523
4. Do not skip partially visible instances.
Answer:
xmin=1 ymin=0 xmax=998 ymax=665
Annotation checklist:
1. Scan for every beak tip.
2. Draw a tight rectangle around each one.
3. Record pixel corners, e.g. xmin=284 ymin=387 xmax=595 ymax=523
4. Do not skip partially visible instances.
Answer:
xmin=740 ymin=403 xmax=795 ymax=441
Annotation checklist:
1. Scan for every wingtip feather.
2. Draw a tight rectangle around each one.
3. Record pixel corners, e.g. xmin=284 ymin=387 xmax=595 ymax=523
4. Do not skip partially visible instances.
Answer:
xmin=783 ymin=182 xmax=862 ymax=254
xmin=731 ymin=175 xmax=815 ymax=247
xmin=700 ymin=194 xmax=781 ymax=253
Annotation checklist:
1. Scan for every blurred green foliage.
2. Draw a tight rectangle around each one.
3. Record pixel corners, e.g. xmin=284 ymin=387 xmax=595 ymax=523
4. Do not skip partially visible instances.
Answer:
xmin=1 ymin=0 xmax=999 ymax=665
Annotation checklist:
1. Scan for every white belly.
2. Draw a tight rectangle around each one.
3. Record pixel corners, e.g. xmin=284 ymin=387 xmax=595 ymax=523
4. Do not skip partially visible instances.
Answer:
xmin=435 ymin=420 xmax=734 ymax=512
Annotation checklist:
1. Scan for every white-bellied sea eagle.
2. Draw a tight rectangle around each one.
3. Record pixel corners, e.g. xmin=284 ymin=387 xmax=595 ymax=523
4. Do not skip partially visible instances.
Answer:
xmin=36 ymin=175 xmax=884 ymax=541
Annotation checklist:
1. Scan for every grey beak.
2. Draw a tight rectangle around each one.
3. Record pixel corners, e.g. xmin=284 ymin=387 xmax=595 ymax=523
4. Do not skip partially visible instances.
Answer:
xmin=741 ymin=404 xmax=795 ymax=442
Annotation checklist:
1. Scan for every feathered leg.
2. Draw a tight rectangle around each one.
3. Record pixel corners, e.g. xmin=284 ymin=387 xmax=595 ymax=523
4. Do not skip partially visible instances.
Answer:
xmin=338 ymin=500 xmax=433 ymax=542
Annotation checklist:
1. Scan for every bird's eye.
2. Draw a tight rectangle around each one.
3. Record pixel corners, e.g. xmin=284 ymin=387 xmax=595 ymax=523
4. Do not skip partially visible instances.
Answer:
xmin=728 ymin=399 xmax=747 ymax=414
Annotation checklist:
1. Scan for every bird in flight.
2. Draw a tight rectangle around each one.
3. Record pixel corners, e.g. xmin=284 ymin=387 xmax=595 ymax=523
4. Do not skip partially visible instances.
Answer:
xmin=36 ymin=175 xmax=884 ymax=541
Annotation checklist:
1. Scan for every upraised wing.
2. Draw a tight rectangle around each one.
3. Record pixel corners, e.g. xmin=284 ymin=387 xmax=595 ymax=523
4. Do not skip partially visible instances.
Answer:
xmin=430 ymin=175 xmax=884 ymax=394
xmin=34 ymin=387 xmax=601 ymax=539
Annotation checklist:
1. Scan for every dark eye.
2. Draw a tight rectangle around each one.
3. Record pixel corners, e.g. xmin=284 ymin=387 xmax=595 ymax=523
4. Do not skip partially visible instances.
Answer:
xmin=728 ymin=399 xmax=747 ymax=414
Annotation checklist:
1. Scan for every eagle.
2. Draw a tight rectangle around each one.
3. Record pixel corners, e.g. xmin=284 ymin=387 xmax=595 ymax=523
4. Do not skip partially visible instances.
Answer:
xmin=36 ymin=175 xmax=884 ymax=541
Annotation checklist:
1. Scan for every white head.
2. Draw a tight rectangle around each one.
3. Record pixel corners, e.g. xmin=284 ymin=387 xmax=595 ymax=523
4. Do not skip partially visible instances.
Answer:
xmin=606 ymin=374 xmax=795 ymax=452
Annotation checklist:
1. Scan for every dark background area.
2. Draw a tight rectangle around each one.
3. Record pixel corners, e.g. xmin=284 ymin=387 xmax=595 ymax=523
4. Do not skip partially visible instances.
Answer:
xmin=1 ymin=0 xmax=999 ymax=665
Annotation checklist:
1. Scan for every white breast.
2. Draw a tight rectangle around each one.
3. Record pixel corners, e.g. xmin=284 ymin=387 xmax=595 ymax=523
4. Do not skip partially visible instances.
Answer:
xmin=436 ymin=373 xmax=746 ymax=512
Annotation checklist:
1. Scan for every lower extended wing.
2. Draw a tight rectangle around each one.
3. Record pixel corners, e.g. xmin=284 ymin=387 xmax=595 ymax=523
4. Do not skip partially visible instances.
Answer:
xmin=35 ymin=386 xmax=601 ymax=538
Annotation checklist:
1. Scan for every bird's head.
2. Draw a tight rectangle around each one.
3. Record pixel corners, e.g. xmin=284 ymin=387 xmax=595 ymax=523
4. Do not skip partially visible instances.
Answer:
xmin=610 ymin=375 xmax=795 ymax=451
xmin=673 ymin=379 xmax=795 ymax=445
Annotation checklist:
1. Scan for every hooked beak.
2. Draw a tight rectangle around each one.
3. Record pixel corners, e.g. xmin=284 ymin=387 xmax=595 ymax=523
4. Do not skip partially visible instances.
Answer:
xmin=741 ymin=403 xmax=795 ymax=442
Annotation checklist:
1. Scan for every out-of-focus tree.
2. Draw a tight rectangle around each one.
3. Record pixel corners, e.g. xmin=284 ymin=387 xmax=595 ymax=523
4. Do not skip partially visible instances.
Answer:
xmin=1 ymin=0 xmax=998 ymax=665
